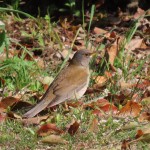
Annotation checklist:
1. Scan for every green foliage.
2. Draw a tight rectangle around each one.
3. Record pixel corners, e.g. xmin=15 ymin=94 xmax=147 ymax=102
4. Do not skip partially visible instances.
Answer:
xmin=0 ymin=120 xmax=37 ymax=149
xmin=114 ymin=20 xmax=140 ymax=69
xmin=0 ymin=56 xmax=41 ymax=91
xmin=0 ymin=20 xmax=9 ymax=58
xmin=0 ymin=21 xmax=6 ymax=52
xmin=59 ymin=0 xmax=81 ymax=17
xmin=0 ymin=29 xmax=5 ymax=48
xmin=9 ymin=0 xmax=20 ymax=10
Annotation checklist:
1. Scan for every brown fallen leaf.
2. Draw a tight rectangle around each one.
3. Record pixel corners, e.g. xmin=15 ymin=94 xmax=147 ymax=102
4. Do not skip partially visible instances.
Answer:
xmin=84 ymin=99 xmax=110 ymax=109
xmin=125 ymin=38 xmax=143 ymax=51
xmin=0 ymin=96 xmax=19 ymax=109
xmin=94 ymin=76 xmax=107 ymax=88
xmin=92 ymin=109 xmax=104 ymax=117
xmin=136 ymin=80 xmax=150 ymax=89
xmin=68 ymin=120 xmax=80 ymax=136
xmin=118 ymin=101 xmax=142 ymax=118
xmin=41 ymin=134 xmax=68 ymax=144
xmin=37 ymin=123 xmax=64 ymax=136
xmin=84 ymin=99 xmax=118 ymax=117
xmin=92 ymin=105 xmax=118 ymax=117
xmin=107 ymin=42 xmax=117 ymax=66
xmin=120 ymin=81 xmax=135 ymax=90
xmin=93 ymin=71 xmax=112 ymax=88
xmin=93 ymin=27 xmax=107 ymax=34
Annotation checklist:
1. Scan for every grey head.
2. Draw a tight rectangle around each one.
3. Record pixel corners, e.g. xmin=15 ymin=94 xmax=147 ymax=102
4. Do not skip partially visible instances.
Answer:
xmin=71 ymin=49 xmax=93 ymax=67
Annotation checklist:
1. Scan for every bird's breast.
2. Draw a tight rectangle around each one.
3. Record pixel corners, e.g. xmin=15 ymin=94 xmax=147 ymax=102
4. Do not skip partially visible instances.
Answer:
xmin=71 ymin=68 xmax=90 ymax=99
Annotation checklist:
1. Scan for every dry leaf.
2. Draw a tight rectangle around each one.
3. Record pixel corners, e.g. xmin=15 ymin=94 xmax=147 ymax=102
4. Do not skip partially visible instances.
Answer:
xmin=41 ymin=134 xmax=67 ymax=144
xmin=125 ymin=38 xmax=143 ymax=51
xmin=37 ymin=123 xmax=64 ymax=136
xmin=84 ymin=99 xmax=109 ymax=109
xmin=93 ymin=27 xmax=107 ymax=34
xmin=0 ymin=96 xmax=19 ymax=109
xmin=60 ymin=49 xmax=70 ymax=59
xmin=68 ymin=120 xmax=80 ymax=136
xmin=118 ymin=101 xmax=142 ymax=118
xmin=120 ymin=81 xmax=135 ymax=89
xmin=93 ymin=72 xmax=112 ymax=88
xmin=107 ymin=43 xmax=117 ymax=66
xmin=94 ymin=76 xmax=107 ymax=86
xmin=92 ymin=109 xmax=104 ymax=117
xmin=84 ymin=99 xmax=118 ymax=116
xmin=136 ymin=80 xmax=150 ymax=89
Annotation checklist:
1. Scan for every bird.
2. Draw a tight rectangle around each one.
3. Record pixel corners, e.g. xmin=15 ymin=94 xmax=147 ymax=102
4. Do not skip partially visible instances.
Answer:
xmin=23 ymin=49 xmax=94 ymax=118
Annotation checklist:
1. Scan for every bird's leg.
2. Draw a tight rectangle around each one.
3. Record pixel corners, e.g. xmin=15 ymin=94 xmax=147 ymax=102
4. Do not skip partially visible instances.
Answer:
xmin=64 ymin=101 xmax=69 ymax=111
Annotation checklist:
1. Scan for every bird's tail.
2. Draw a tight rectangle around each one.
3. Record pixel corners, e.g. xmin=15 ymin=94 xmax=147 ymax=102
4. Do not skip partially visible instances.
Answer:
xmin=23 ymin=99 xmax=49 ymax=118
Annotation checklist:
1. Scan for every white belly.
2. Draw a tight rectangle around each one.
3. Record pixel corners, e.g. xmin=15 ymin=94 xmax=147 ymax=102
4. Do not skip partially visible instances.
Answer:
xmin=72 ymin=75 xmax=90 ymax=99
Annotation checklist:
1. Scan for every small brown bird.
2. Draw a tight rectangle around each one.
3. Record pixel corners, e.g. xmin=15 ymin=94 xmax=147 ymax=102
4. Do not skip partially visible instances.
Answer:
xmin=23 ymin=49 xmax=93 ymax=118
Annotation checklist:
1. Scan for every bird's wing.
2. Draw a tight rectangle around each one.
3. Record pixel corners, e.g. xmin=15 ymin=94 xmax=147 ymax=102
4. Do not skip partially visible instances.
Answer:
xmin=53 ymin=64 xmax=89 ymax=96
xmin=47 ymin=64 xmax=89 ymax=107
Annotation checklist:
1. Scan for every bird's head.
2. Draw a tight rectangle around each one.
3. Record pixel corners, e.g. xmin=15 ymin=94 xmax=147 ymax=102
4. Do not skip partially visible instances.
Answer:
xmin=71 ymin=49 xmax=94 ymax=67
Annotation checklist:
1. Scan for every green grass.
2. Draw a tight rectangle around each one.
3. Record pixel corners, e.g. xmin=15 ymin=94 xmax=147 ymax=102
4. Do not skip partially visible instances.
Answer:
xmin=0 ymin=56 xmax=42 ymax=92
xmin=0 ymin=120 xmax=37 ymax=150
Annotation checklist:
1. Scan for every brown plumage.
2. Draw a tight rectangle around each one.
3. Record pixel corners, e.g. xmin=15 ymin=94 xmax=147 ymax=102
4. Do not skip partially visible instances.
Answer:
xmin=23 ymin=50 xmax=92 ymax=118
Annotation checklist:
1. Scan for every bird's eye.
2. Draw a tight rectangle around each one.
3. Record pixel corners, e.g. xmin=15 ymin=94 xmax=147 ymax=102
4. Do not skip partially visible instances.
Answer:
xmin=85 ymin=54 xmax=89 ymax=56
